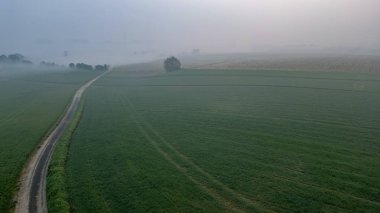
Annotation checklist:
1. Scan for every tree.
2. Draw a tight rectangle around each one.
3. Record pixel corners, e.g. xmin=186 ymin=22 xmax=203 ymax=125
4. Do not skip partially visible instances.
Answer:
xmin=1 ymin=53 xmax=32 ymax=64
xmin=76 ymin=63 xmax=93 ymax=70
xmin=0 ymin=55 xmax=7 ymax=63
xmin=8 ymin=53 xmax=25 ymax=62
xmin=95 ymin=64 xmax=109 ymax=71
xmin=69 ymin=63 xmax=75 ymax=69
xmin=164 ymin=56 xmax=181 ymax=72
xmin=40 ymin=61 xmax=57 ymax=67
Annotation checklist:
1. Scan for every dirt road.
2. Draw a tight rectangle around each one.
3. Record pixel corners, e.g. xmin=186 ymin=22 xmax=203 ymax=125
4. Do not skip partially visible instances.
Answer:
xmin=14 ymin=71 xmax=108 ymax=213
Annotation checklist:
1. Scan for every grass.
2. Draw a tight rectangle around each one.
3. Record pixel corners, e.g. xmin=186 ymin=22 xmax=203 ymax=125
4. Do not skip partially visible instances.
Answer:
xmin=181 ymin=54 xmax=380 ymax=73
xmin=65 ymin=68 xmax=380 ymax=212
xmin=47 ymin=100 xmax=84 ymax=213
xmin=0 ymin=66 xmax=102 ymax=211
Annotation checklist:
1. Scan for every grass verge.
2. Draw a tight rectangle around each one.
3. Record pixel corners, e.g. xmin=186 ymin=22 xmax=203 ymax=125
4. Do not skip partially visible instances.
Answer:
xmin=46 ymin=100 xmax=84 ymax=213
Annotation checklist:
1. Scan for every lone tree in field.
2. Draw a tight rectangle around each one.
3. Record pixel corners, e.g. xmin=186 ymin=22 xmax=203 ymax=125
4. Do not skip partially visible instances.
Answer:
xmin=164 ymin=56 xmax=181 ymax=72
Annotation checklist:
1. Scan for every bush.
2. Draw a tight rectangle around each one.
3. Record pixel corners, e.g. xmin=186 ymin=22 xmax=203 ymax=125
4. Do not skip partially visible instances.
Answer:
xmin=164 ymin=56 xmax=181 ymax=72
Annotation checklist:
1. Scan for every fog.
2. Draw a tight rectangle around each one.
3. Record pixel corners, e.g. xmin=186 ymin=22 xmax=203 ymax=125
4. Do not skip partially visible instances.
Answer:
xmin=1 ymin=0 xmax=379 ymax=65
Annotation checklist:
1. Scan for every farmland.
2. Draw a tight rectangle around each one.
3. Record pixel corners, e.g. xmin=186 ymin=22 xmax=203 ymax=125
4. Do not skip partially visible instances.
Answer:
xmin=65 ymin=68 xmax=380 ymax=212
xmin=182 ymin=54 xmax=380 ymax=73
xmin=0 ymin=66 xmax=102 ymax=211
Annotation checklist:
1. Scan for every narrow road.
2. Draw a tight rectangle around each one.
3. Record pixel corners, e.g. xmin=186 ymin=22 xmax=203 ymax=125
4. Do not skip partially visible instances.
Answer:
xmin=14 ymin=71 xmax=109 ymax=213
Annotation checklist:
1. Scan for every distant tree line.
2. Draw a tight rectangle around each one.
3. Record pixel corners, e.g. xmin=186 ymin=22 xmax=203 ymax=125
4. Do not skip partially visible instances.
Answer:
xmin=0 ymin=54 xmax=32 ymax=64
xmin=1 ymin=53 xmax=110 ymax=72
xmin=69 ymin=63 xmax=109 ymax=71
xmin=40 ymin=61 xmax=65 ymax=68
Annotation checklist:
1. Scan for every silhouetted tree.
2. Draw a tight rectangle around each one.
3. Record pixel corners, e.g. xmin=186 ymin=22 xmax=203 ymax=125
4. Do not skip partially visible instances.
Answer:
xmin=95 ymin=64 xmax=110 ymax=71
xmin=0 ymin=53 xmax=32 ymax=64
xmin=8 ymin=54 xmax=25 ymax=62
xmin=40 ymin=61 xmax=58 ymax=67
xmin=164 ymin=56 xmax=181 ymax=72
xmin=76 ymin=63 xmax=93 ymax=70
xmin=0 ymin=55 xmax=7 ymax=62
xmin=69 ymin=63 xmax=75 ymax=69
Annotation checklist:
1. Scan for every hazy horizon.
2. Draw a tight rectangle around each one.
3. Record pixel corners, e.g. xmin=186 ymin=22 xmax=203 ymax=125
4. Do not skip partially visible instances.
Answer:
xmin=1 ymin=0 xmax=379 ymax=65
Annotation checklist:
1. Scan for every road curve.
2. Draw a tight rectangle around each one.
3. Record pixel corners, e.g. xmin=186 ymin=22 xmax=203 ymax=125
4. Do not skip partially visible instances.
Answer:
xmin=14 ymin=71 xmax=109 ymax=213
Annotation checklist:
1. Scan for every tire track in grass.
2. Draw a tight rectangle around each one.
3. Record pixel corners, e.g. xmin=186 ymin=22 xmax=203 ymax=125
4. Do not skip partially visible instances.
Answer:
xmin=268 ymin=175 xmax=380 ymax=209
xmin=118 ymin=96 xmax=243 ymax=213
xmin=141 ymin=116 xmax=271 ymax=212
xmin=183 ymin=123 xmax=380 ymax=209
xmin=136 ymin=124 xmax=242 ymax=213
xmin=123 ymin=96 xmax=271 ymax=212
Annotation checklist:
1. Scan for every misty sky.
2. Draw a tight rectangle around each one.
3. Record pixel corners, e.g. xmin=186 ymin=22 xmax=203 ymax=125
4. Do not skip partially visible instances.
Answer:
xmin=1 ymin=0 xmax=379 ymax=64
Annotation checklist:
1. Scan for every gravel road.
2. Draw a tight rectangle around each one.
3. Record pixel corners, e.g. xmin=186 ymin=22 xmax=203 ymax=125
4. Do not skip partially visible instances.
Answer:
xmin=14 ymin=71 xmax=108 ymax=213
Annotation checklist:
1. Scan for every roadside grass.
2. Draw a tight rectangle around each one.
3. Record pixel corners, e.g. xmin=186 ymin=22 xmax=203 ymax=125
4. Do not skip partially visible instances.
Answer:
xmin=46 ymin=100 xmax=84 ymax=213
xmin=66 ymin=68 xmax=380 ymax=212
xmin=0 ymin=67 xmax=102 ymax=211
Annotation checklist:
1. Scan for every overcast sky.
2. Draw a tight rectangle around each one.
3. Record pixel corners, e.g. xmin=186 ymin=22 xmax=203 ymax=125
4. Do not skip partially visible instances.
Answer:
xmin=1 ymin=0 xmax=379 ymax=64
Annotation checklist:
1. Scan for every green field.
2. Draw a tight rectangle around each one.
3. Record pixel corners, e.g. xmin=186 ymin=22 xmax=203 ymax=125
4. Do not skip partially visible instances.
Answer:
xmin=64 ymin=68 xmax=380 ymax=212
xmin=0 ymin=66 xmax=101 ymax=211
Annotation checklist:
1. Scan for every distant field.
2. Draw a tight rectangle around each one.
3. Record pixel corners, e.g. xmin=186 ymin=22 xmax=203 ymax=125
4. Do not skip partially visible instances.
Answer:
xmin=65 ymin=68 xmax=380 ymax=212
xmin=0 ymin=66 xmax=101 ymax=211
xmin=182 ymin=54 xmax=380 ymax=73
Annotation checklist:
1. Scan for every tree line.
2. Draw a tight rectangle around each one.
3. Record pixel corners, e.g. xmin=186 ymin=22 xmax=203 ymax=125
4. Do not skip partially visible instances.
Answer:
xmin=0 ymin=54 xmax=32 ymax=64
xmin=69 ymin=63 xmax=109 ymax=71
xmin=2 ymin=53 xmax=181 ymax=73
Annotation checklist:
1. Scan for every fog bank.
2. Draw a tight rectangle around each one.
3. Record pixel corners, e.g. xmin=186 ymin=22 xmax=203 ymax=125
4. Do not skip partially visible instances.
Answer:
xmin=1 ymin=0 xmax=379 ymax=65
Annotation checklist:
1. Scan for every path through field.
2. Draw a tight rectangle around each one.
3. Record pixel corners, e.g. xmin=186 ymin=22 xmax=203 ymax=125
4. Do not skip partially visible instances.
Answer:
xmin=14 ymin=71 xmax=108 ymax=213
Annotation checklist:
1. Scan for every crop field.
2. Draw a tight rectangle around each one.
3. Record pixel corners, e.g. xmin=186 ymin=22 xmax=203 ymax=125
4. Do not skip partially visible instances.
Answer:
xmin=0 ymin=66 xmax=102 ymax=211
xmin=182 ymin=54 xmax=380 ymax=74
xmin=65 ymin=68 xmax=380 ymax=212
